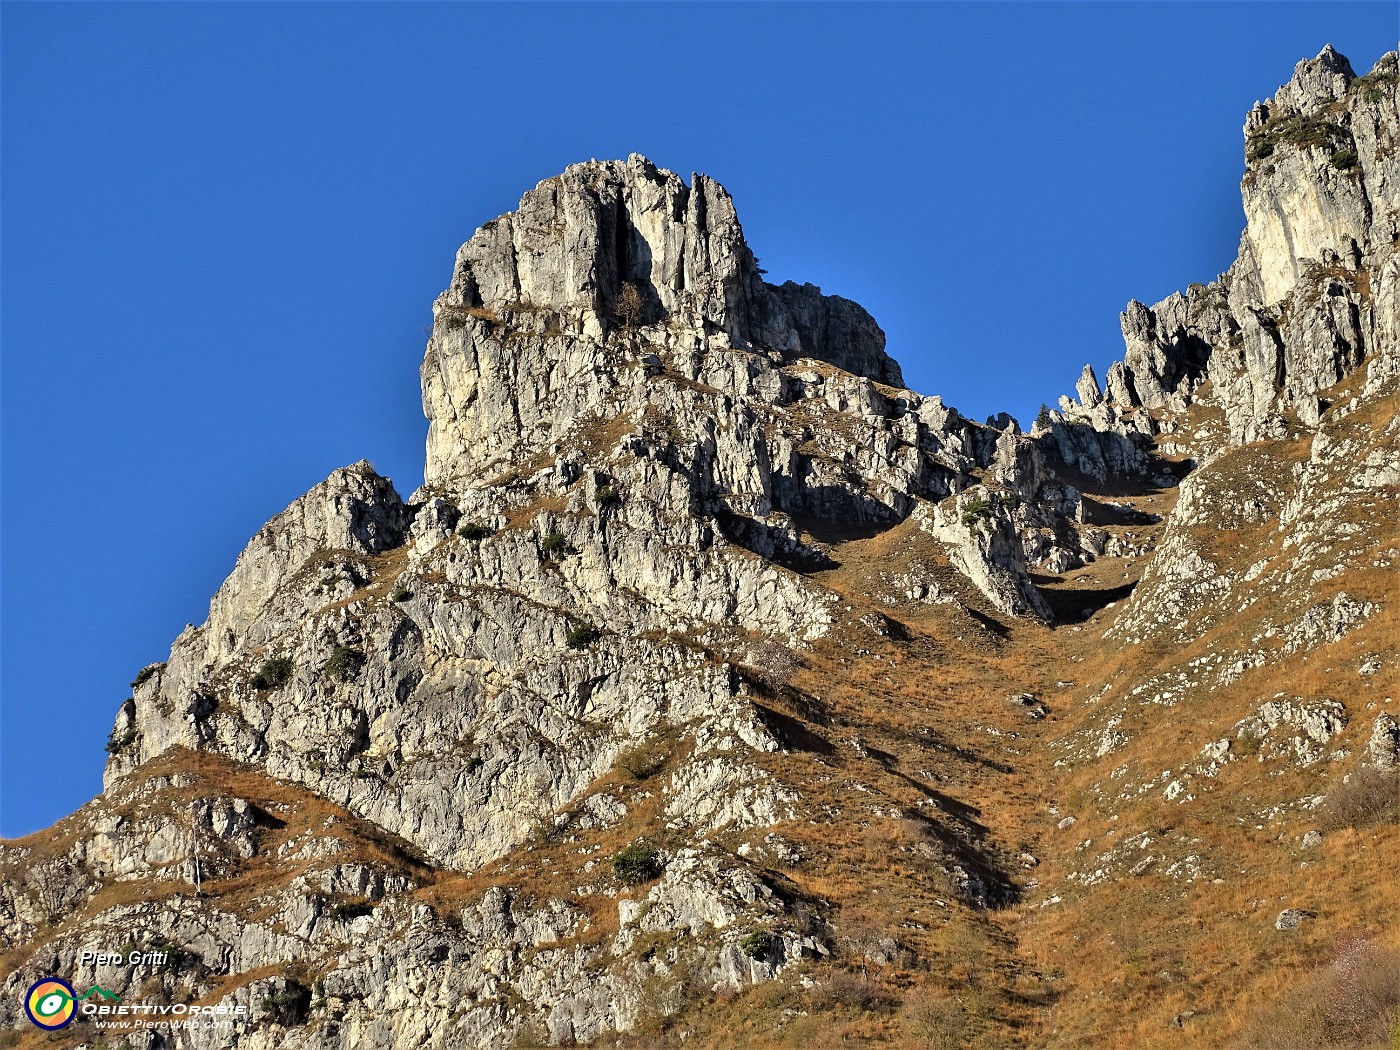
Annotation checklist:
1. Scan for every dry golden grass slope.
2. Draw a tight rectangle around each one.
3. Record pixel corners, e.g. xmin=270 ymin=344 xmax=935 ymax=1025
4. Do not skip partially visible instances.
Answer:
xmin=3 ymin=372 xmax=1396 ymax=1050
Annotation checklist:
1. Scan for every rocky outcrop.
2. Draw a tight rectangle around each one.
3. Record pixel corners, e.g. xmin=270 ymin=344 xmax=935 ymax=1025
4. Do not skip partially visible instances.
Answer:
xmin=104 ymin=145 xmax=1127 ymax=890
xmin=1364 ymin=713 xmax=1400 ymax=770
xmin=0 ymin=761 xmax=806 ymax=1049
xmin=1048 ymin=48 xmax=1399 ymax=452
xmin=96 ymin=46 xmax=1399 ymax=885
xmin=422 ymin=154 xmax=901 ymax=487
xmin=6 ymin=146 xmax=1092 ymax=1049
xmin=416 ymin=153 xmax=1116 ymax=615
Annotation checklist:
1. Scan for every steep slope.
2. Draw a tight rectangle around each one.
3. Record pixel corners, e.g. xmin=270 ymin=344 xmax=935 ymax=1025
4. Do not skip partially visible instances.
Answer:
xmin=1 ymin=46 xmax=1396 ymax=1050
xmin=1013 ymin=45 xmax=1400 ymax=1048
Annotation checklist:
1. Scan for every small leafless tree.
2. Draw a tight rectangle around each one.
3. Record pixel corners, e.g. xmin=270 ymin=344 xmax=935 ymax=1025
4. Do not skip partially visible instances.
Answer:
xmin=616 ymin=282 xmax=643 ymax=328
xmin=901 ymin=987 xmax=972 ymax=1050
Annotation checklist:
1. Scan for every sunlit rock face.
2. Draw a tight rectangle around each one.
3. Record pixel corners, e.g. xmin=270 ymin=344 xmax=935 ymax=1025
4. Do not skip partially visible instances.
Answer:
xmin=1058 ymin=48 xmax=1399 ymax=448
xmin=422 ymin=153 xmax=899 ymax=487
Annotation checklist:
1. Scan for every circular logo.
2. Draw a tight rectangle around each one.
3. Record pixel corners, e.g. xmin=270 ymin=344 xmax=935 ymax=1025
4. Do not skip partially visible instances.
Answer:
xmin=25 ymin=978 xmax=77 ymax=1030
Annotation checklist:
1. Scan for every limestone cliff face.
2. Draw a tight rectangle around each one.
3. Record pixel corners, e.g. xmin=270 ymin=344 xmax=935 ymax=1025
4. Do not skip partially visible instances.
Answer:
xmin=1242 ymin=45 xmax=1397 ymax=307
xmin=106 ymin=150 xmax=1094 ymax=887
xmin=422 ymin=154 xmax=899 ymax=488
xmin=1052 ymin=47 xmax=1399 ymax=453
xmin=1048 ymin=48 xmax=1399 ymax=655
xmin=413 ymin=153 xmax=1091 ymax=621
xmin=2 ymin=47 xmax=1396 ymax=1050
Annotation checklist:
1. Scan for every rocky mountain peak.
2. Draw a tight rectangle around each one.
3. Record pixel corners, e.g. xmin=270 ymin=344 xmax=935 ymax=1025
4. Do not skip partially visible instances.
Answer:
xmin=4 ymin=47 xmax=1398 ymax=1050
xmin=422 ymin=154 xmax=900 ymax=485
xmin=1240 ymin=47 xmax=1395 ymax=306
xmin=1278 ymin=42 xmax=1359 ymax=111
xmin=1052 ymin=48 xmax=1398 ymax=450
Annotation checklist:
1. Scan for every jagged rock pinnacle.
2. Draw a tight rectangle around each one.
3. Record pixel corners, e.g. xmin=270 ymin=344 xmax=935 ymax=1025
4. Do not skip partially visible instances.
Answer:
xmin=421 ymin=155 xmax=900 ymax=484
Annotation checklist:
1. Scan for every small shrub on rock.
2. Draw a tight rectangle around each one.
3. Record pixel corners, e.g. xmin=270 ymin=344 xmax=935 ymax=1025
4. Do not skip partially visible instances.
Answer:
xmin=565 ymin=621 xmax=600 ymax=650
xmin=540 ymin=531 xmax=569 ymax=560
xmin=611 ymin=841 xmax=661 ymax=885
xmin=614 ymin=744 xmax=664 ymax=780
xmin=389 ymin=585 xmax=412 ymax=602
xmin=257 ymin=982 xmax=312 ymax=1025
xmin=131 ymin=665 xmax=162 ymax=690
xmin=616 ymin=282 xmax=643 ymax=328
xmin=740 ymin=929 xmax=774 ymax=959
xmin=322 ymin=646 xmax=364 ymax=681
xmin=594 ymin=485 xmax=621 ymax=509
xmin=250 ymin=657 xmax=294 ymax=691
xmin=960 ymin=496 xmax=992 ymax=528
xmin=155 ymin=938 xmax=192 ymax=973
xmin=457 ymin=522 xmax=495 ymax=541
xmin=328 ymin=900 xmax=374 ymax=922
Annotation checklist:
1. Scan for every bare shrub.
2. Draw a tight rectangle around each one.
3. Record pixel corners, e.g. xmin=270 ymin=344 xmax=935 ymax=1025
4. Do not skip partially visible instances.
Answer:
xmin=1320 ymin=768 xmax=1399 ymax=831
xmin=934 ymin=921 xmax=1002 ymax=989
xmin=1234 ymin=936 xmax=1400 ymax=1048
xmin=616 ymin=282 xmax=643 ymax=328
xmin=890 ymin=817 xmax=936 ymax=848
xmin=632 ymin=969 xmax=688 ymax=1035
xmin=901 ymin=986 xmax=972 ymax=1050
xmin=839 ymin=918 xmax=907 ymax=974
xmin=613 ymin=744 xmax=664 ymax=781
xmin=743 ymin=641 xmax=802 ymax=694
xmin=1321 ymin=937 xmax=1400 ymax=1046
xmin=808 ymin=969 xmax=891 ymax=1011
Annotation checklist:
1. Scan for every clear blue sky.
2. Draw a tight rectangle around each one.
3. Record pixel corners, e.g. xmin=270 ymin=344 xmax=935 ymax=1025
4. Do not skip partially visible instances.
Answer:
xmin=2 ymin=3 xmax=1394 ymax=835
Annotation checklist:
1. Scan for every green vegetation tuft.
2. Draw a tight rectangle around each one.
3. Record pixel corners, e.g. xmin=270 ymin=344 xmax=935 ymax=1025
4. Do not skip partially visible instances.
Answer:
xmin=740 ymin=929 xmax=774 ymax=958
xmin=250 ymin=656 xmax=294 ymax=691
xmin=457 ymin=521 xmax=496 ymax=541
xmin=131 ymin=665 xmax=162 ymax=690
xmin=565 ymin=621 xmax=600 ymax=650
xmin=1330 ymin=148 xmax=1359 ymax=171
xmin=323 ymin=646 xmax=364 ymax=681
xmin=328 ymin=900 xmax=375 ymax=922
xmin=116 ymin=935 xmax=192 ymax=973
xmin=1351 ymin=62 xmax=1399 ymax=102
xmin=960 ymin=496 xmax=992 ymax=528
xmin=1246 ymin=112 xmax=1349 ymax=163
xmin=611 ymin=840 xmax=661 ymax=885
